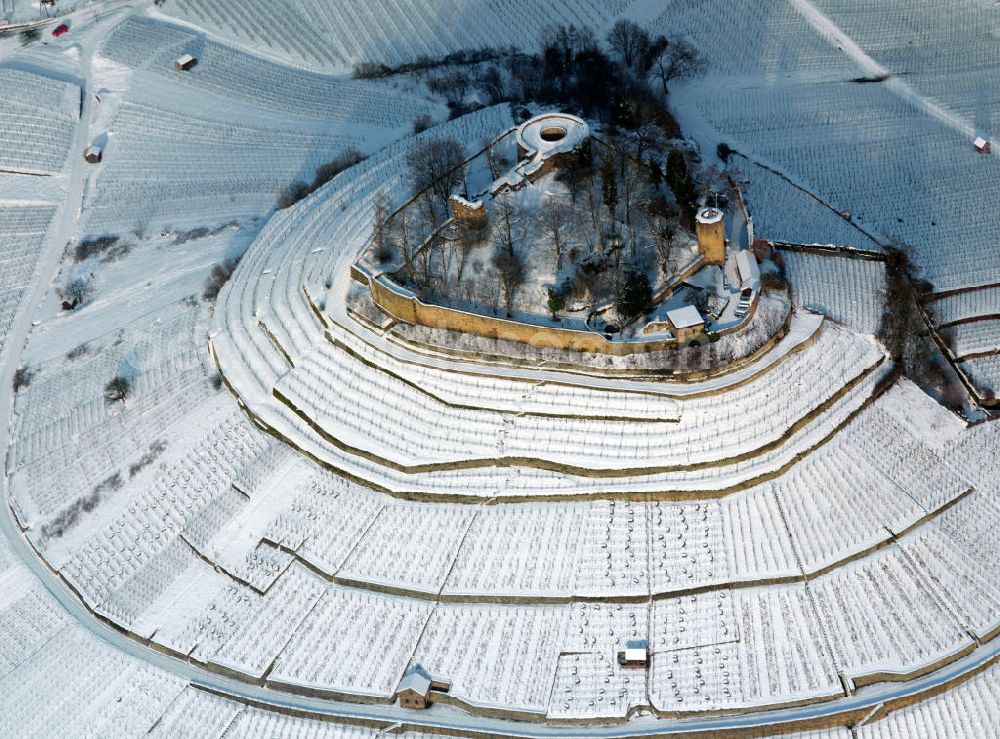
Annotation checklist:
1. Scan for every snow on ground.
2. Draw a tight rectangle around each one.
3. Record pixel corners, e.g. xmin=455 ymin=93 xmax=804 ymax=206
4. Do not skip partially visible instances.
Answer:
xmin=0 ymin=557 xmax=188 ymax=737
xmin=948 ymin=319 xmax=1000 ymax=359
xmin=961 ymin=355 xmax=1000 ymax=399
xmin=932 ymin=286 xmax=1000 ymax=326
xmin=856 ymin=657 xmax=1000 ymax=738
xmin=159 ymin=0 xmax=630 ymax=75
xmin=732 ymin=159 xmax=881 ymax=251
xmin=3 ymin=0 xmax=1000 ymax=732
xmin=679 ymin=79 xmax=1000 ymax=295
xmin=0 ymin=67 xmax=78 ymax=174
xmin=781 ymin=250 xmax=885 ymax=335
xmin=668 ymin=2 xmax=1000 ymax=298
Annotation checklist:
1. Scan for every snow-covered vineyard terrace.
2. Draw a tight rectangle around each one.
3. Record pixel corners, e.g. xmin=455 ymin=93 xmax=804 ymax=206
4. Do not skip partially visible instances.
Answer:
xmin=1 ymin=0 xmax=1000 ymax=737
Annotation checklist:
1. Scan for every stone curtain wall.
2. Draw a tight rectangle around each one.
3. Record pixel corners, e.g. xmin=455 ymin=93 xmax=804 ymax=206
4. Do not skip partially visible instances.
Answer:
xmin=366 ymin=273 xmax=682 ymax=356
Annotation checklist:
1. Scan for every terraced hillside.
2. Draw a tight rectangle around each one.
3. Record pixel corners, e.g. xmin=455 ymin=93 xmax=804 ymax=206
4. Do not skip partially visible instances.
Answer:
xmin=1 ymin=1 xmax=999 ymax=737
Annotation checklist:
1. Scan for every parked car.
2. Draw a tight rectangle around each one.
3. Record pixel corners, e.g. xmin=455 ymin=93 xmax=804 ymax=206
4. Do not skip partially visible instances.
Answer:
xmin=52 ymin=23 xmax=69 ymax=37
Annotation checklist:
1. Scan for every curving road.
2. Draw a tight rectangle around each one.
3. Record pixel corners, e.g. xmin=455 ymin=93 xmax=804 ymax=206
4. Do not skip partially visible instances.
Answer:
xmin=1 ymin=5 xmax=999 ymax=737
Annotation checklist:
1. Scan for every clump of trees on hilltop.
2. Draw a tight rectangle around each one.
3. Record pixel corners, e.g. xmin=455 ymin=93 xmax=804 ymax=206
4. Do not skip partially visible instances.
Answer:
xmin=353 ymin=21 xmax=705 ymax=133
xmin=355 ymin=22 xmax=710 ymax=330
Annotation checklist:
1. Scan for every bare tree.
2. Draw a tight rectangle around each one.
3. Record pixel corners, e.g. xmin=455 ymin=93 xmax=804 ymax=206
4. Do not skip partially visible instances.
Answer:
xmin=491 ymin=197 xmax=518 ymax=256
xmin=445 ymin=70 xmax=470 ymax=108
xmin=482 ymin=137 xmax=509 ymax=180
xmin=492 ymin=247 xmax=525 ymax=318
xmin=371 ymin=193 xmax=390 ymax=262
xmin=606 ymin=19 xmax=651 ymax=72
xmin=618 ymin=155 xmax=643 ymax=233
xmin=104 ymin=375 xmax=132 ymax=403
xmin=556 ymin=155 xmax=591 ymax=204
xmin=540 ymin=197 xmax=571 ymax=269
xmin=541 ymin=23 xmax=599 ymax=64
xmin=489 ymin=199 xmax=525 ymax=317
xmin=482 ymin=272 xmax=503 ymax=316
xmin=454 ymin=220 xmax=484 ymax=286
xmin=632 ymin=122 xmax=658 ymax=166
xmin=601 ymin=153 xmax=618 ymax=222
xmin=390 ymin=206 xmax=415 ymax=280
xmin=62 ymin=274 xmax=94 ymax=306
xmin=642 ymin=195 xmax=677 ymax=273
xmin=406 ymin=137 xmax=466 ymax=212
xmin=476 ymin=65 xmax=505 ymax=104
xmin=428 ymin=71 xmax=470 ymax=108
xmin=411 ymin=242 xmax=434 ymax=295
xmin=650 ymin=38 xmax=706 ymax=98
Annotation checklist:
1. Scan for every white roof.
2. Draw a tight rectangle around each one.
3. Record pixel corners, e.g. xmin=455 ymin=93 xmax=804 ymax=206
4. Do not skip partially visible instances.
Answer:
xmin=667 ymin=305 xmax=704 ymax=329
xmin=624 ymin=647 xmax=647 ymax=662
xmin=176 ymin=53 xmax=195 ymax=64
xmin=974 ymin=136 xmax=989 ymax=148
xmin=736 ymin=250 xmax=761 ymax=289
xmin=398 ymin=665 xmax=431 ymax=695
xmin=85 ymin=144 xmax=101 ymax=154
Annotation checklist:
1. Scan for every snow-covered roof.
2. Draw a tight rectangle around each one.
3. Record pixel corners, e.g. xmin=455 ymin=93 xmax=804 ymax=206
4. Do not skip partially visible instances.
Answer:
xmin=667 ymin=305 xmax=704 ymax=329
xmin=696 ymin=206 xmax=724 ymax=225
xmin=450 ymin=194 xmax=483 ymax=210
xmin=175 ymin=53 xmax=196 ymax=65
xmin=398 ymin=665 xmax=431 ymax=696
xmin=624 ymin=647 xmax=647 ymax=662
xmin=974 ymin=136 xmax=990 ymax=149
xmin=515 ymin=113 xmax=588 ymax=162
xmin=624 ymin=639 xmax=648 ymax=662
xmin=736 ymin=250 xmax=761 ymax=290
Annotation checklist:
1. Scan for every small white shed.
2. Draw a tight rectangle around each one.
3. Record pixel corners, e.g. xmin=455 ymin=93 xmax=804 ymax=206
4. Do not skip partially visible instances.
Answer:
xmin=174 ymin=54 xmax=197 ymax=71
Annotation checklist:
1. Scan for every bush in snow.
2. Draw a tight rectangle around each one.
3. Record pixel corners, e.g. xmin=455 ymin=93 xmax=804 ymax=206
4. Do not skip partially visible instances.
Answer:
xmin=61 ymin=275 xmax=94 ymax=308
xmin=412 ymin=113 xmax=432 ymax=134
xmin=12 ymin=366 xmax=33 ymax=393
xmin=277 ymin=150 xmax=367 ymax=209
xmin=104 ymin=375 xmax=132 ymax=403
xmin=203 ymin=256 xmax=241 ymax=301
xmin=74 ymin=234 xmax=130 ymax=262
xmin=277 ymin=179 xmax=310 ymax=209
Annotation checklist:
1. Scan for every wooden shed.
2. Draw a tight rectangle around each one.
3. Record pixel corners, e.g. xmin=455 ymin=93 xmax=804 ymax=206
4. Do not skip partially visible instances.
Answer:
xmin=974 ymin=136 xmax=991 ymax=154
xmin=84 ymin=144 xmax=102 ymax=164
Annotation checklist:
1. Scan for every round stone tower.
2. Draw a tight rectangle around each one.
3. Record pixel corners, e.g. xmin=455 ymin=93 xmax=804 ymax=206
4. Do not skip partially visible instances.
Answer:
xmin=696 ymin=206 xmax=726 ymax=265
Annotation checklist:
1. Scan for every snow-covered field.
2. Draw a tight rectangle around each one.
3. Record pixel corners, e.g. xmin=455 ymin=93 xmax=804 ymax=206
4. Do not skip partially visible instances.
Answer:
xmin=781 ymin=250 xmax=885 ymax=335
xmin=732 ymin=160 xmax=881 ymax=252
xmin=159 ymin=0 xmax=630 ymax=75
xmin=1 ymin=0 xmax=1000 ymax=735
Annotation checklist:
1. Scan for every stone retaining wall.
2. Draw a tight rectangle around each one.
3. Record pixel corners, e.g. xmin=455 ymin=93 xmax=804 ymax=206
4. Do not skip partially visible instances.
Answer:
xmin=361 ymin=268 xmax=685 ymax=356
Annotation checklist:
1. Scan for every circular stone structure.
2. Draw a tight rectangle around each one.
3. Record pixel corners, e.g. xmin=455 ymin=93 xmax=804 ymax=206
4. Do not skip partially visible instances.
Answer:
xmin=696 ymin=206 xmax=724 ymax=225
xmin=515 ymin=112 xmax=589 ymax=162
